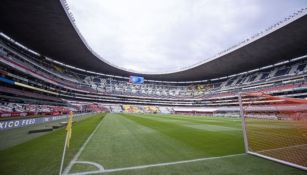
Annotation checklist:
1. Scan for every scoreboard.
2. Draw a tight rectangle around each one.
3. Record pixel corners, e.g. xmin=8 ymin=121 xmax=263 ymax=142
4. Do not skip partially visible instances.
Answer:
xmin=129 ymin=76 xmax=144 ymax=84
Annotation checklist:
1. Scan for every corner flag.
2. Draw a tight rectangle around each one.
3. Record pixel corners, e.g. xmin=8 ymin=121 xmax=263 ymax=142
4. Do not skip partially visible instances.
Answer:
xmin=59 ymin=111 xmax=74 ymax=175
xmin=66 ymin=111 xmax=73 ymax=148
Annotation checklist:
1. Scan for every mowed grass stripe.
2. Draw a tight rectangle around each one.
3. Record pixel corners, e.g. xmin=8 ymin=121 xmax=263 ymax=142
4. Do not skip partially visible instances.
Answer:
xmin=123 ymin=114 xmax=244 ymax=155
xmin=128 ymin=114 xmax=242 ymax=132
xmin=74 ymin=113 xmax=244 ymax=171
xmin=134 ymin=114 xmax=242 ymax=129
xmin=75 ymin=113 xmax=208 ymax=169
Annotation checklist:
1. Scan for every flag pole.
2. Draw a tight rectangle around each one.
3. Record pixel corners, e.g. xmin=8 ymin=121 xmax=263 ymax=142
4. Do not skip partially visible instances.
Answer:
xmin=59 ymin=111 xmax=73 ymax=175
xmin=59 ymin=131 xmax=69 ymax=175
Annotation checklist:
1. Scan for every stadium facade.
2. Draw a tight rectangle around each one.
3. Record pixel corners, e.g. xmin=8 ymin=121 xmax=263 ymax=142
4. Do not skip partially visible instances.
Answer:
xmin=0 ymin=1 xmax=306 ymax=117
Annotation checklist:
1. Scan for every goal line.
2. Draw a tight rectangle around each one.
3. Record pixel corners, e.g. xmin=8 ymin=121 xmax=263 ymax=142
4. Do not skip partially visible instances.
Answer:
xmin=67 ymin=153 xmax=245 ymax=175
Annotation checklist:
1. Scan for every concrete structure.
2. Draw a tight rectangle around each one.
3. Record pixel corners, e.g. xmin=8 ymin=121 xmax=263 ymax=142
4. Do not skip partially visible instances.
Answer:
xmin=1 ymin=0 xmax=307 ymax=81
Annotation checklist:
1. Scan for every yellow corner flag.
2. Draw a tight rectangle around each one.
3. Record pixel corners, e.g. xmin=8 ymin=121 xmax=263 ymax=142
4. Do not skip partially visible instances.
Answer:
xmin=66 ymin=111 xmax=73 ymax=148
xmin=59 ymin=111 xmax=74 ymax=175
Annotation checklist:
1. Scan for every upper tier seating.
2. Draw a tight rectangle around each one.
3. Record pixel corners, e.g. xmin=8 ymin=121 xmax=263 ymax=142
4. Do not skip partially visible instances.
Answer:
xmin=0 ymin=32 xmax=307 ymax=108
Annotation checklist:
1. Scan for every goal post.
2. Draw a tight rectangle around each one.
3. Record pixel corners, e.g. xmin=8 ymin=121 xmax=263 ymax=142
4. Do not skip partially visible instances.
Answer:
xmin=238 ymin=92 xmax=307 ymax=171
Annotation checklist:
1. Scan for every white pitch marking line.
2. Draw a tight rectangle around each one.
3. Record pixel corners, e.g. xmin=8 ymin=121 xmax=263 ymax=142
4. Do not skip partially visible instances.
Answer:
xmin=62 ymin=115 xmax=106 ymax=175
xmin=68 ymin=153 xmax=246 ymax=175
xmin=75 ymin=161 xmax=104 ymax=171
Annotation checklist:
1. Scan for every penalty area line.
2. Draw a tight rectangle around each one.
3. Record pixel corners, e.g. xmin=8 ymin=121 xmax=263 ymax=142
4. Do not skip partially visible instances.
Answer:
xmin=68 ymin=153 xmax=246 ymax=175
xmin=62 ymin=115 xmax=106 ymax=175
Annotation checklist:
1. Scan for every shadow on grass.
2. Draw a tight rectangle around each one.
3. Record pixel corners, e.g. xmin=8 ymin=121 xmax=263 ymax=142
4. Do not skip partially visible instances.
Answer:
xmin=0 ymin=113 xmax=105 ymax=175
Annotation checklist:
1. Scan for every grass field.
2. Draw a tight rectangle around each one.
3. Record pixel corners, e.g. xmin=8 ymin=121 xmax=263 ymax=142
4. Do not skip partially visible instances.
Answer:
xmin=65 ymin=113 xmax=306 ymax=175
xmin=0 ymin=113 xmax=306 ymax=175
xmin=0 ymin=113 xmax=105 ymax=175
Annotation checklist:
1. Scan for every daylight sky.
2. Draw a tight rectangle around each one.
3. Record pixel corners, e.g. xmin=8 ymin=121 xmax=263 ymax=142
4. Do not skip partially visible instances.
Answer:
xmin=66 ymin=0 xmax=307 ymax=73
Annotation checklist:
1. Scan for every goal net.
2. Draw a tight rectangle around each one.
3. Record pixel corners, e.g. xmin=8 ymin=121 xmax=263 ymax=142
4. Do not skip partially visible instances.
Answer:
xmin=238 ymin=92 xmax=307 ymax=170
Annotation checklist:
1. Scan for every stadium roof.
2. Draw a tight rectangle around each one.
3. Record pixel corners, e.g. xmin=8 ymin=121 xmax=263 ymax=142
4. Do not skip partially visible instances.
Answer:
xmin=0 ymin=1 xmax=307 ymax=81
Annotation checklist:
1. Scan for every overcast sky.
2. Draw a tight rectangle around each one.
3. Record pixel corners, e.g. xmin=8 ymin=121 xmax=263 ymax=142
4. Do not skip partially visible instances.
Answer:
xmin=66 ymin=0 xmax=307 ymax=73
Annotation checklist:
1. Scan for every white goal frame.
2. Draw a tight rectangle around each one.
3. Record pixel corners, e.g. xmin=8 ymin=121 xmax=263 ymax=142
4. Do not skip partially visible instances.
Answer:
xmin=238 ymin=93 xmax=307 ymax=171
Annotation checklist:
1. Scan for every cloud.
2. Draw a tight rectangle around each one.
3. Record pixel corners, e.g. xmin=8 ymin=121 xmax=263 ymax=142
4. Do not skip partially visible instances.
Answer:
xmin=67 ymin=0 xmax=307 ymax=73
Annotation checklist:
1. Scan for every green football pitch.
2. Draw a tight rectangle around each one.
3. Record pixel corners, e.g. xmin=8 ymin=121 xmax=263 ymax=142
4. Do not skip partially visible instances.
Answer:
xmin=0 ymin=113 xmax=306 ymax=175
xmin=65 ymin=113 xmax=306 ymax=175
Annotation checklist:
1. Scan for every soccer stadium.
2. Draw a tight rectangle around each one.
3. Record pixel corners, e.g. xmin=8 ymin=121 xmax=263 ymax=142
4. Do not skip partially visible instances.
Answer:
xmin=0 ymin=1 xmax=307 ymax=175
